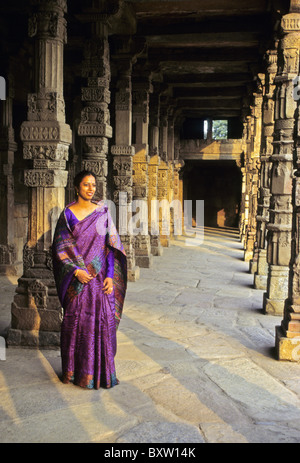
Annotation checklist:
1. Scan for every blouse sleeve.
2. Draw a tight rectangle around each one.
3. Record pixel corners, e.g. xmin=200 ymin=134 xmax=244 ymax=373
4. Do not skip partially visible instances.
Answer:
xmin=65 ymin=207 xmax=79 ymax=230
xmin=106 ymin=249 xmax=114 ymax=278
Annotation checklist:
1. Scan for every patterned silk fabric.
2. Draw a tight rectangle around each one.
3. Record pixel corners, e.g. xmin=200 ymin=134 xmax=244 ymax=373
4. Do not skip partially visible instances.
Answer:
xmin=52 ymin=201 xmax=127 ymax=389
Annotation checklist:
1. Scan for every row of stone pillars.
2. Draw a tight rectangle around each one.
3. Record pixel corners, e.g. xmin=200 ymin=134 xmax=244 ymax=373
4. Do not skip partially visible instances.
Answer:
xmin=3 ymin=0 xmax=183 ymax=347
xmin=240 ymin=11 xmax=300 ymax=361
xmin=2 ymin=1 xmax=300 ymax=359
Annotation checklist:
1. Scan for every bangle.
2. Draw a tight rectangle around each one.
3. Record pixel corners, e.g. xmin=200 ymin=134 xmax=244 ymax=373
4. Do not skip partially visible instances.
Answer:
xmin=74 ymin=269 xmax=79 ymax=278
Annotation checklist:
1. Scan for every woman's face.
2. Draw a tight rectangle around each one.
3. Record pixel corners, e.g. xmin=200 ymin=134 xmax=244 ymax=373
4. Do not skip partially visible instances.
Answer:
xmin=77 ymin=175 xmax=96 ymax=201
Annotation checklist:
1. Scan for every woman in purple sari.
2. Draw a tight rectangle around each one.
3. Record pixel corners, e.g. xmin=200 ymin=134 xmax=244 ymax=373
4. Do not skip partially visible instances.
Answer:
xmin=52 ymin=171 xmax=127 ymax=389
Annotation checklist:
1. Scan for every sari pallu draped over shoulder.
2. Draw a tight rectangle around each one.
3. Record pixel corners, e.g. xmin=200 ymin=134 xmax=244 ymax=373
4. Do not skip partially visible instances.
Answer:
xmin=52 ymin=201 xmax=127 ymax=389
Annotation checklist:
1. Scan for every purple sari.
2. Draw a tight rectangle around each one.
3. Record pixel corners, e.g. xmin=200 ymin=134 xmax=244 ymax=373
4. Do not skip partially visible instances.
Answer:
xmin=52 ymin=201 xmax=127 ymax=389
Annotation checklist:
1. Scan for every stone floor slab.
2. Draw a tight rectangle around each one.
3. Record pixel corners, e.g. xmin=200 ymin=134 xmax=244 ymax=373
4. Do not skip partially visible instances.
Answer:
xmin=1 ymin=228 xmax=300 ymax=443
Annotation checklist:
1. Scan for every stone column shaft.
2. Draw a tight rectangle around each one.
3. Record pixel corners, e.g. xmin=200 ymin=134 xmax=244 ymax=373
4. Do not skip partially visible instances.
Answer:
xmin=0 ymin=75 xmax=18 ymax=275
xmin=160 ymin=100 xmax=169 ymax=163
xmin=167 ymin=109 xmax=175 ymax=237
xmin=77 ymin=17 xmax=112 ymax=200
xmin=148 ymin=87 xmax=163 ymax=256
xmin=239 ymin=166 xmax=247 ymax=242
xmin=157 ymin=100 xmax=170 ymax=247
xmin=170 ymin=152 xmax=185 ymax=242
xmin=132 ymin=77 xmax=153 ymax=267
xmin=239 ymin=112 xmax=251 ymax=244
xmin=148 ymin=154 xmax=163 ymax=255
xmin=244 ymin=86 xmax=263 ymax=263
xmin=275 ymin=12 xmax=300 ymax=359
xmin=111 ymin=48 xmax=139 ymax=281
xmin=149 ymin=89 xmax=160 ymax=158
xmin=264 ymin=13 xmax=300 ymax=316
xmin=254 ymin=49 xmax=277 ymax=289
xmin=157 ymin=160 xmax=170 ymax=247
xmin=167 ymin=111 xmax=175 ymax=162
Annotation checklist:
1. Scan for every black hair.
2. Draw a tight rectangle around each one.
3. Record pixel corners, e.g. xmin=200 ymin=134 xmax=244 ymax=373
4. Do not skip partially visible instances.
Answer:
xmin=73 ymin=170 xmax=97 ymax=189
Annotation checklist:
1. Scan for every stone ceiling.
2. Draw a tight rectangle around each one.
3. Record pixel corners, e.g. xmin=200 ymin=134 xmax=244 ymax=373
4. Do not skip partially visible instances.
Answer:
xmin=124 ymin=0 xmax=290 ymax=121
xmin=0 ymin=0 xmax=292 ymax=123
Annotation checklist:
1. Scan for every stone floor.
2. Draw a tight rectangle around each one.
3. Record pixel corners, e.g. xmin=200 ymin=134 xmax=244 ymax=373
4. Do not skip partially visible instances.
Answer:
xmin=1 ymin=227 xmax=300 ymax=443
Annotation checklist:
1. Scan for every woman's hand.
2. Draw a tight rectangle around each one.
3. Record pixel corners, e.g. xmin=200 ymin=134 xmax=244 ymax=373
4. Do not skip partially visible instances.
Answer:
xmin=103 ymin=277 xmax=113 ymax=295
xmin=75 ymin=269 xmax=94 ymax=284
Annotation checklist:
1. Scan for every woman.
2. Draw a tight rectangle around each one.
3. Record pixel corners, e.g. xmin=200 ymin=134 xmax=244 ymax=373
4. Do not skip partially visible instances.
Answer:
xmin=52 ymin=171 xmax=127 ymax=389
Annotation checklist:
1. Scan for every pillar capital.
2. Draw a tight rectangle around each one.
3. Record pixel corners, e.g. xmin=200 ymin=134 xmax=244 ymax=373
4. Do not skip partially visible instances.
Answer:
xmin=28 ymin=0 xmax=67 ymax=43
xmin=277 ymin=13 xmax=300 ymax=78
xmin=281 ymin=13 xmax=300 ymax=33
xmin=77 ymin=0 xmax=121 ymax=30
xmin=111 ymin=34 xmax=146 ymax=62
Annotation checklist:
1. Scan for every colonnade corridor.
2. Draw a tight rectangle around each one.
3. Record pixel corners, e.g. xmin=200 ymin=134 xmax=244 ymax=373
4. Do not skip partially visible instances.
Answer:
xmin=2 ymin=0 xmax=300 ymax=445
xmin=2 ymin=227 xmax=300 ymax=443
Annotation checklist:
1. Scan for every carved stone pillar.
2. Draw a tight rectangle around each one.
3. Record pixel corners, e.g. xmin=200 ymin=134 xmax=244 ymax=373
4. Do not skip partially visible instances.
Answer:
xmin=160 ymin=99 xmax=169 ymax=163
xmin=157 ymin=160 xmax=169 ymax=247
xmin=244 ymin=86 xmax=263 ymax=262
xmin=148 ymin=154 xmax=163 ymax=255
xmin=132 ymin=76 xmax=153 ymax=267
xmin=77 ymin=9 xmax=113 ymax=200
xmin=239 ymin=166 xmax=247 ymax=242
xmin=264 ymin=14 xmax=300 ymax=316
xmin=148 ymin=86 xmax=163 ymax=256
xmin=157 ymin=99 xmax=170 ymax=246
xmin=275 ymin=12 xmax=300 ymax=358
xmin=254 ymin=49 xmax=277 ymax=289
xmin=167 ymin=109 xmax=175 ymax=162
xmin=167 ymin=162 xmax=175 ymax=237
xmin=179 ymin=163 xmax=185 ymax=235
xmin=0 ymin=74 xmax=18 ymax=275
xmin=149 ymin=88 xmax=160 ymax=158
xmin=173 ymin=159 xmax=184 ymax=237
xmin=167 ymin=111 xmax=175 ymax=237
xmin=110 ymin=39 xmax=140 ymax=281
xmin=239 ymin=113 xmax=251 ymax=244
xmin=7 ymin=0 xmax=72 ymax=347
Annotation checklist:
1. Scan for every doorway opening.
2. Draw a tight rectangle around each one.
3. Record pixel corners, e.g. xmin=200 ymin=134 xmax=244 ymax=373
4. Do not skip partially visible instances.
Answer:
xmin=183 ymin=160 xmax=242 ymax=228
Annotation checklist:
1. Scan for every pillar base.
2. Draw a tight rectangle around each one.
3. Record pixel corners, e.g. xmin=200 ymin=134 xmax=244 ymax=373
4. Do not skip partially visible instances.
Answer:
xmin=160 ymin=235 xmax=170 ymax=247
xmin=254 ymin=273 xmax=267 ymax=290
xmin=275 ymin=325 xmax=300 ymax=362
xmin=134 ymin=235 xmax=153 ymax=268
xmin=135 ymin=254 xmax=153 ymax=268
xmin=263 ymin=265 xmax=289 ymax=316
xmin=152 ymin=245 xmax=163 ymax=256
xmin=244 ymin=249 xmax=253 ymax=262
xmin=0 ymin=262 xmax=23 ymax=276
xmin=151 ymin=236 xmax=163 ymax=256
xmin=0 ymin=246 xmax=22 ymax=276
xmin=6 ymin=328 xmax=60 ymax=349
xmin=7 ymin=248 xmax=63 ymax=348
xmin=127 ymin=266 xmax=140 ymax=282
xmin=263 ymin=293 xmax=284 ymax=316
xmin=249 ymin=259 xmax=257 ymax=274
xmin=253 ymin=249 xmax=268 ymax=289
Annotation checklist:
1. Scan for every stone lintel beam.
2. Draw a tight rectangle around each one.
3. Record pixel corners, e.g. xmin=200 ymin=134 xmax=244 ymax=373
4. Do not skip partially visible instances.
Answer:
xmin=148 ymin=47 xmax=259 ymax=63
xmin=173 ymin=86 xmax=245 ymax=99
